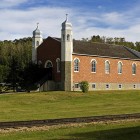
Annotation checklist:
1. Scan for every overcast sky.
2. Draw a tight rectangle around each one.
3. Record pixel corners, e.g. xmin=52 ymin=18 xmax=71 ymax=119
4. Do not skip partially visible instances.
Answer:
xmin=1 ymin=0 xmax=140 ymax=42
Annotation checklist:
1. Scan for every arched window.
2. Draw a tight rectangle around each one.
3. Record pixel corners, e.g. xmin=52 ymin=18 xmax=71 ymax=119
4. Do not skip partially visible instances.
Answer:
xmin=38 ymin=60 xmax=42 ymax=65
xmin=105 ymin=60 xmax=110 ymax=74
xmin=91 ymin=59 xmax=97 ymax=73
xmin=132 ymin=63 xmax=136 ymax=75
xmin=118 ymin=61 xmax=123 ymax=74
xmin=63 ymin=34 xmax=65 ymax=41
xmin=74 ymin=58 xmax=80 ymax=72
xmin=67 ymin=34 xmax=70 ymax=41
xmin=56 ymin=58 xmax=60 ymax=72
xmin=36 ymin=41 xmax=39 ymax=46
xmin=44 ymin=60 xmax=53 ymax=68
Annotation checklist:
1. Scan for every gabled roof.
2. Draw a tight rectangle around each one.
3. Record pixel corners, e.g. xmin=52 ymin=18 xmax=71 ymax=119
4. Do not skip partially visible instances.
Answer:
xmin=46 ymin=37 xmax=140 ymax=60
xmin=73 ymin=40 xmax=140 ymax=60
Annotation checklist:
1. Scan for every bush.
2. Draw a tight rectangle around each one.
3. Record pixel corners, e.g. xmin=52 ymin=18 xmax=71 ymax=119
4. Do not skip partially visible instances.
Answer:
xmin=80 ymin=81 xmax=89 ymax=93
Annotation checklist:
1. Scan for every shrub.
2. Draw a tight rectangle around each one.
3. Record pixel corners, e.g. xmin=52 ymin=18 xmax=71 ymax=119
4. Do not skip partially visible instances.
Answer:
xmin=80 ymin=81 xmax=89 ymax=93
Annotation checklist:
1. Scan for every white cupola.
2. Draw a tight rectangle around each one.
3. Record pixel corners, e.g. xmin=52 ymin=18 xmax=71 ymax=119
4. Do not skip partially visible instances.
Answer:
xmin=32 ymin=23 xmax=43 ymax=63
xmin=61 ymin=14 xmax=73 ymax=62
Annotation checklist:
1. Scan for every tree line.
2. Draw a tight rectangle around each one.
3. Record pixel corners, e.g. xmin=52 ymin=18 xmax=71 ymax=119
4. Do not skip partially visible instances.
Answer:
xmin=82 ymin=35 xmax=140 ymax=51
xmin=0 ymin=37 xmax=33 ymax=92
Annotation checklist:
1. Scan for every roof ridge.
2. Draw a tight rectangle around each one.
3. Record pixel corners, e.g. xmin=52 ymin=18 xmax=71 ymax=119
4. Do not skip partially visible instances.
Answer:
xmin=74 ymin=40 xmax=125 ymax=47
xmin=49 ymin=36 xmax=61 ymax=42
xmin=123 ymin=46 xmax=140 ymax=58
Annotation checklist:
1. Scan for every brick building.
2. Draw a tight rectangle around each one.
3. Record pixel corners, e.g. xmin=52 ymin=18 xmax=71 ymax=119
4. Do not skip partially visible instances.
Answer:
xmin=32 ymin=16 xmax=140 ymax=91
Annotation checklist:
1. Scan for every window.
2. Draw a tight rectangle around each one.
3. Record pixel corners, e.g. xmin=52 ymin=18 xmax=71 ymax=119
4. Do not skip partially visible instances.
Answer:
xmin=44 ymin=60 xmax=53 ymax=68
xmin=38 ymin=60 xmax=42 ymax=65
xmin=56 ymin=58 xmax=60 ymax=72
xmin=75 ymin=83 xmax=79 ymax=88
xmin=91 ymin=60 xmax=97 ymax=73
xmin=118 ymin=62 xmax=123 ymax=74
xmin=133 ymin=84 xmax=136 ymax=89
xmin=36 ymin=41 xmax=39 ymax=46
xmin=63 ymin=34 xmax=65 ymax=41
xmin=105 ymin=60 xmax=110 ymax=74
xmin=92 ymin=84 xmax=96 ymax=89
xmin=74 ymin=58 xmax=80 ymax=72
xmin=132 ymin=63 xmax=136 ymax=75
xmin=118 ymin=84 xmax=122 ymax=89
xmin=106 ymin=84 xmax=110 ymax=89
xmin=67 ymin=34 xmax=70 ymax=41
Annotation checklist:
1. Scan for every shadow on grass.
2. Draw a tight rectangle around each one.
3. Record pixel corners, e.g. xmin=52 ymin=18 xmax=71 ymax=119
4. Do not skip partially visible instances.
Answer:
xmin=66 ymin=126 xmax=140 ymax=140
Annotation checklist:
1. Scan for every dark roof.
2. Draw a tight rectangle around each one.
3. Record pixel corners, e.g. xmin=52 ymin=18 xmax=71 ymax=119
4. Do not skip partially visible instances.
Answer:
xmin=73 ymin=40 xmax=140 ymax=59
xmin=50 ymin=37 xmax=140 ymax=60
xmin=124 ymin=46 xmax=140 ymax=58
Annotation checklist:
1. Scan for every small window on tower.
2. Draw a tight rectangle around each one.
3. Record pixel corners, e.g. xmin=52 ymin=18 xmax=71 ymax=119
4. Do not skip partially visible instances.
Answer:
xmin=67 ymin=34 xmax=70 ymax=41
xmin=56 ymin=58 xmax=60 ymax=73
xmin=63 ymin=34 xmax=65 ymax=41
xmin=36 ymin=41 xmax=39 ymax=46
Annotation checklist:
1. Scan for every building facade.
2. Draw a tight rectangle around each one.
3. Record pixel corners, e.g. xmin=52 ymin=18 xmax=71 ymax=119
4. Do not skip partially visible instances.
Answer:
xmin=32 ymin=17 xmax=140 ymax=91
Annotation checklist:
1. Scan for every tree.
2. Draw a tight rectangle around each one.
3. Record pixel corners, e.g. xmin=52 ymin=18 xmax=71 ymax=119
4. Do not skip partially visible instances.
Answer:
xmin=80 ymin=81 xmax=89 ymax=93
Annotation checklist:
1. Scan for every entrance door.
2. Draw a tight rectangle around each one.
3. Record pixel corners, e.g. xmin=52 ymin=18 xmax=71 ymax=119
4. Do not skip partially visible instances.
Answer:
xmin=46 ymin=67 xmax=52 ymax=80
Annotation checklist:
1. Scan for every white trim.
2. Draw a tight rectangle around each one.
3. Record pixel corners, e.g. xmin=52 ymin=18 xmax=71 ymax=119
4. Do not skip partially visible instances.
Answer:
xmin=133 ymin=84 xmax=136 ymax=89
xmin=106 ymin=84 xmax=110 ymax=89
xmin=73 ymin=58 xmax=80 ymax=72
xmin=118 ymin=61 xmax=123 ymax=74
xmin=38 ymin=60 xmax=42 ymax=65
xmin=72 ymin=53 xmax=140 ymax=61
xmin=118 ymin=61 xmax=123 ymax=65
xmin=44 ymin=60 xmax=53 ymax=68
xmin=91 ymin=59 xmax=97 ymax=73
xmin=91 ymin=72 xmax=96 ymax=73
xmin=132 ymin=62 xmax=136 ymax=75
xmin=73 ymin=57 xmax=80 ymax=62
xmin=118 ymin=84 xmax=122 ymax=89
xmin=92 ymin=83 xmax=96 ymax=89
xmin=105 ymin=60 xmax=110 ymax=64
xmin=56 ymin=58 xmax=60 ymax=73
xmin=105 ymin=60 xmax=110 ymax=74
xmin=90 ymin=59 xmax=97 ymax=63
xmin=132 ymin=62 xmax=137 ymax=66
xmin=74 ymin=83 xmax=80 ymax=88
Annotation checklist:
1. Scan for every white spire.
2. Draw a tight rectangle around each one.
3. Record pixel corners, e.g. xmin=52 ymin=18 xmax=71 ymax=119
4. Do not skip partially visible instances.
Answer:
xmin=66 ymin=14 xmax=68 ymax=22
xmin=37 ymin=22 xmax=39 ymax=29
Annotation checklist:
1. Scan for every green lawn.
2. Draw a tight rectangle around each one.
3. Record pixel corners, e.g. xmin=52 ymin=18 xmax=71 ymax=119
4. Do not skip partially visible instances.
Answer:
xmin=0 ymin=90 xmax=140 ymax=122
xmin=0 ymin=120 xmax=140 ymax=140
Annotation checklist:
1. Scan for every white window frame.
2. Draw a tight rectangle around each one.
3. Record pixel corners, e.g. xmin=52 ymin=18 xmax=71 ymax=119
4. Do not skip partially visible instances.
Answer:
xmin=36 ymin=41 xmax=39 ymax=46
xmin=118 ymin=61 xmax=123 ymax=74
xmin=105 ymin=60 xmax=110 ymax=74
xmin=75 ymin=83 xmax=79 ymax=88
xmin=133 ymin=84 xmax=136 ymax=89
xmin=74 ymin=58 xmax=80 ymax=72
xmin=44 ymin=60 xmax=53 ymax=68
xmin=92 ymin=83 xmax=96 ymax=89
xmin=118 ymin=84 xmax=122 ymax=89
xmin=67 ymin=34 xmax=70 ymax=41
xmin=38 ymin=60 xmax=42 ymax=65
xmin=106 ymin=84 xmax=110 ymax=89
xmin=91 ymin=59 xmax=97 ymax=73
xmin=56 ymin=58 xmax=60 ymax=73
xmin=132 ymin=63 xmax=136 ymax=75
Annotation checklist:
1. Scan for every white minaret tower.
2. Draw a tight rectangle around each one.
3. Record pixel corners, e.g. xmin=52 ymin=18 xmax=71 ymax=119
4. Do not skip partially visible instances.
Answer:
xmin=32 ymin=23 xmax=43 ymax=63
xmin=61 ymin=14 xmax=73 ymax=91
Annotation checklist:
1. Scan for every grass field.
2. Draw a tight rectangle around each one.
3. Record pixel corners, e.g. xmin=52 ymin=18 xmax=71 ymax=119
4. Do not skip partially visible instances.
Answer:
xmin=0 ymin=120 xmax=140 ymax=140
xmin=0 ymin=90 xmax=140 ymax=122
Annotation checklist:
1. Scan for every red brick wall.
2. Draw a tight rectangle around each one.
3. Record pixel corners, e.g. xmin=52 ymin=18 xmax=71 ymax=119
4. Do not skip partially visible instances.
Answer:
xmin=37 ymin=37 xmax=61 ymax=82
xmin=73 ymin=54 xmax=140 ymax=83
